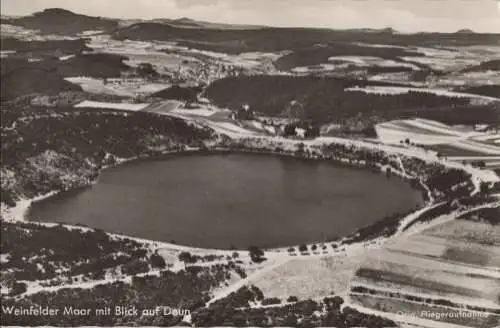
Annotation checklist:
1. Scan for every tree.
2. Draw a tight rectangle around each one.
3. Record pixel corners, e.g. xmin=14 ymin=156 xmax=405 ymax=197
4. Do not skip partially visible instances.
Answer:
xmin=248 ymin=245 xmax=265 ymax=263
xmin=299 ymin=244 xmax=308 ymax=252
xmin=474 ymin=160 xmax=486 ymax=168
xmin=178 ymin=251 xmax=197 ymax=263
xmin=150 ymin=253 xmax=166 ymax=269
xmin=236 ymin=105 xmax=254 ymax=120
xmin=261 ymin=297 xmax=281 ymax=305
xmin=122 ymin=259 xmax=148 ymax=275
xmin=9 ymin=282 xmax=27 ymax=296
xmin=305 ymin=125 xmax=320 ymax=138
xmin=137 ymin=62 xmax=158 ymax=77
xmin=283 ymin=124 xmax=297 ymax=137
xmin=295 ymin=142 xmax=306 ymax=156
xmin=324 ymin=296 xmax=344 ymax=310
xmin=479 ymin=182 xmax=490 ymax=194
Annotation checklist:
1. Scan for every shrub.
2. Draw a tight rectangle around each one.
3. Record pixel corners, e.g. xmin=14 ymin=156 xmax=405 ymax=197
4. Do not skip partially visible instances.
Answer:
xmin=150 ymin=253 xmax=166 ymax=269
xmin=261 ymin=297 xmax=281 ymax=306
xmin=9 ymin=282 xmax=27 ymax=296
xmin=121 ymin=259 xmax=149 ymax=276
xmin=248 ymin=245 xmax=265 ymax=263
xmin=178 ymin=251 xmax=197 ymax=263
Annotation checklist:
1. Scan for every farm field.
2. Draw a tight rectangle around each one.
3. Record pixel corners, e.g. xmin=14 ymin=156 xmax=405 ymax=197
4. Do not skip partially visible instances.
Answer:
xmin=353 ymin=254 xmax=499 ymax=304
xmin=375 ymin=118 xmax=500 ymax=174
xmin=65 ymin=77 xmax=171 ymax=97
xmin=87 ymin=35 xmax=280 ymax=74
xmin=252 ymin=254 xmax=366 ymax=300
xmin=213 ymin=205 xmax=500 ymax=327
xmin=425 ymin=145 xmax=498 ymax=157
xmin=344 ymin=207 xmax=500 ymax=327
xmin=74 ymin=100 xmax=150 ymax=111
xmin=375 ymin=118 xmax=482 ymax=145
xmin=346 ymin=85 xmax=500 ymax=103
xmin=349 ymin=294 xmax=500 ymax=328
xmin=449 ymin=140 xmax=500 ymax=156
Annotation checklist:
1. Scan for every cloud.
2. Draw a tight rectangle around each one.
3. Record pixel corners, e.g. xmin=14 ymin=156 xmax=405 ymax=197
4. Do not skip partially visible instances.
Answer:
xmin=2 ymin=0 xmax=499 ymax=32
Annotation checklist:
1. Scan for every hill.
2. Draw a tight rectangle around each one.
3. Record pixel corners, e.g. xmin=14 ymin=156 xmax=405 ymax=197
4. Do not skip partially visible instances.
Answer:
xmin=112 ymin=22 xmax=500 ymax=54
xmin=204 ymin=75 xmax=499 ymax=125
xmin=152 ymin=85 xmax=201 ymax=102
xmin=456 ymin=28 xmax=476 ymax=34
xmin=1 ymin=54 xmax=130 ymax=100
xmin=0 ymin=38 xmax=91 ymax=56
xmin=4 ymin=8 xmax=499 ymax=52
xmin=150 ymin=17 xmax=264 ymax=30
xmin=6 ymin=8 xmax=119 ymax=35
xmin=0 ymin=64 xmax=82 ymax=100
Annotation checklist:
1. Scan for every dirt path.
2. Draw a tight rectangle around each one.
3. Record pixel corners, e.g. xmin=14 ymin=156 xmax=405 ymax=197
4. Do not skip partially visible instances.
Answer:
xmin=205 ymin=254 xmax=290 ymax=307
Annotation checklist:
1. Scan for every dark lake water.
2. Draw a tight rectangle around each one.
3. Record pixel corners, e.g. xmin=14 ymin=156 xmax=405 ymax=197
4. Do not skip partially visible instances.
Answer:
xmin=28 ymin=153 xmax=424 ymax=249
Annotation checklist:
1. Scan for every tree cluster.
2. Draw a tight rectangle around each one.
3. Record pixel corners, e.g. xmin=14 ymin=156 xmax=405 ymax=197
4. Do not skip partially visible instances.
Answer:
xmin=205 ymin=75 xmax=476 ymax=125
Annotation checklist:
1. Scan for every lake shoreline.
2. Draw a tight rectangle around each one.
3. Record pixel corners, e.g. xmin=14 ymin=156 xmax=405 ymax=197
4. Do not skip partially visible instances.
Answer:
xmin=4 ymin=133 xmax=494 ymax=251
xmin=22 ymin=146 xmax=425 ymax=249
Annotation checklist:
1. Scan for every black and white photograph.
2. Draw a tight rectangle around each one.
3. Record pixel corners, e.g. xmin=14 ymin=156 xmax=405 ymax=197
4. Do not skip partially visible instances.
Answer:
xmin=0 ymin=0 xmax=499 ymax=327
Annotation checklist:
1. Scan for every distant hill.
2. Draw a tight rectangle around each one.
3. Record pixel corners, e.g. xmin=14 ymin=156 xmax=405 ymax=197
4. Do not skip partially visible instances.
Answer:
xmin=346 ymin=27 xmax=397 ymax=34
xmin=455 ymin=28 xmax=476 ymax=34
xmin=6 ymin=6 xmax=499 ymax=52
xmin=4 ymin=8 xmax=500 ymax=53
xmin=149 ymin=17 xmax=264 ymax=30
xmin=0 ymin=15 xmax=20 ymax=24
xmin=113 ymin=23 xmax=344 ymax=53
xmin=6 ymin=8 xmax=119 ymax=35
xmin=115 ymin=16 xmax=264 ymax=30
xmin=113 ymin=21 xmax=500 ymax=54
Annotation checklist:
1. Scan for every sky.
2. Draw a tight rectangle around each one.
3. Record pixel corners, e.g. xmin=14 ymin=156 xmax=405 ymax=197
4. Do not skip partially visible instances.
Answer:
xmin=2 ymin=0 xmax=500 ymax=33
